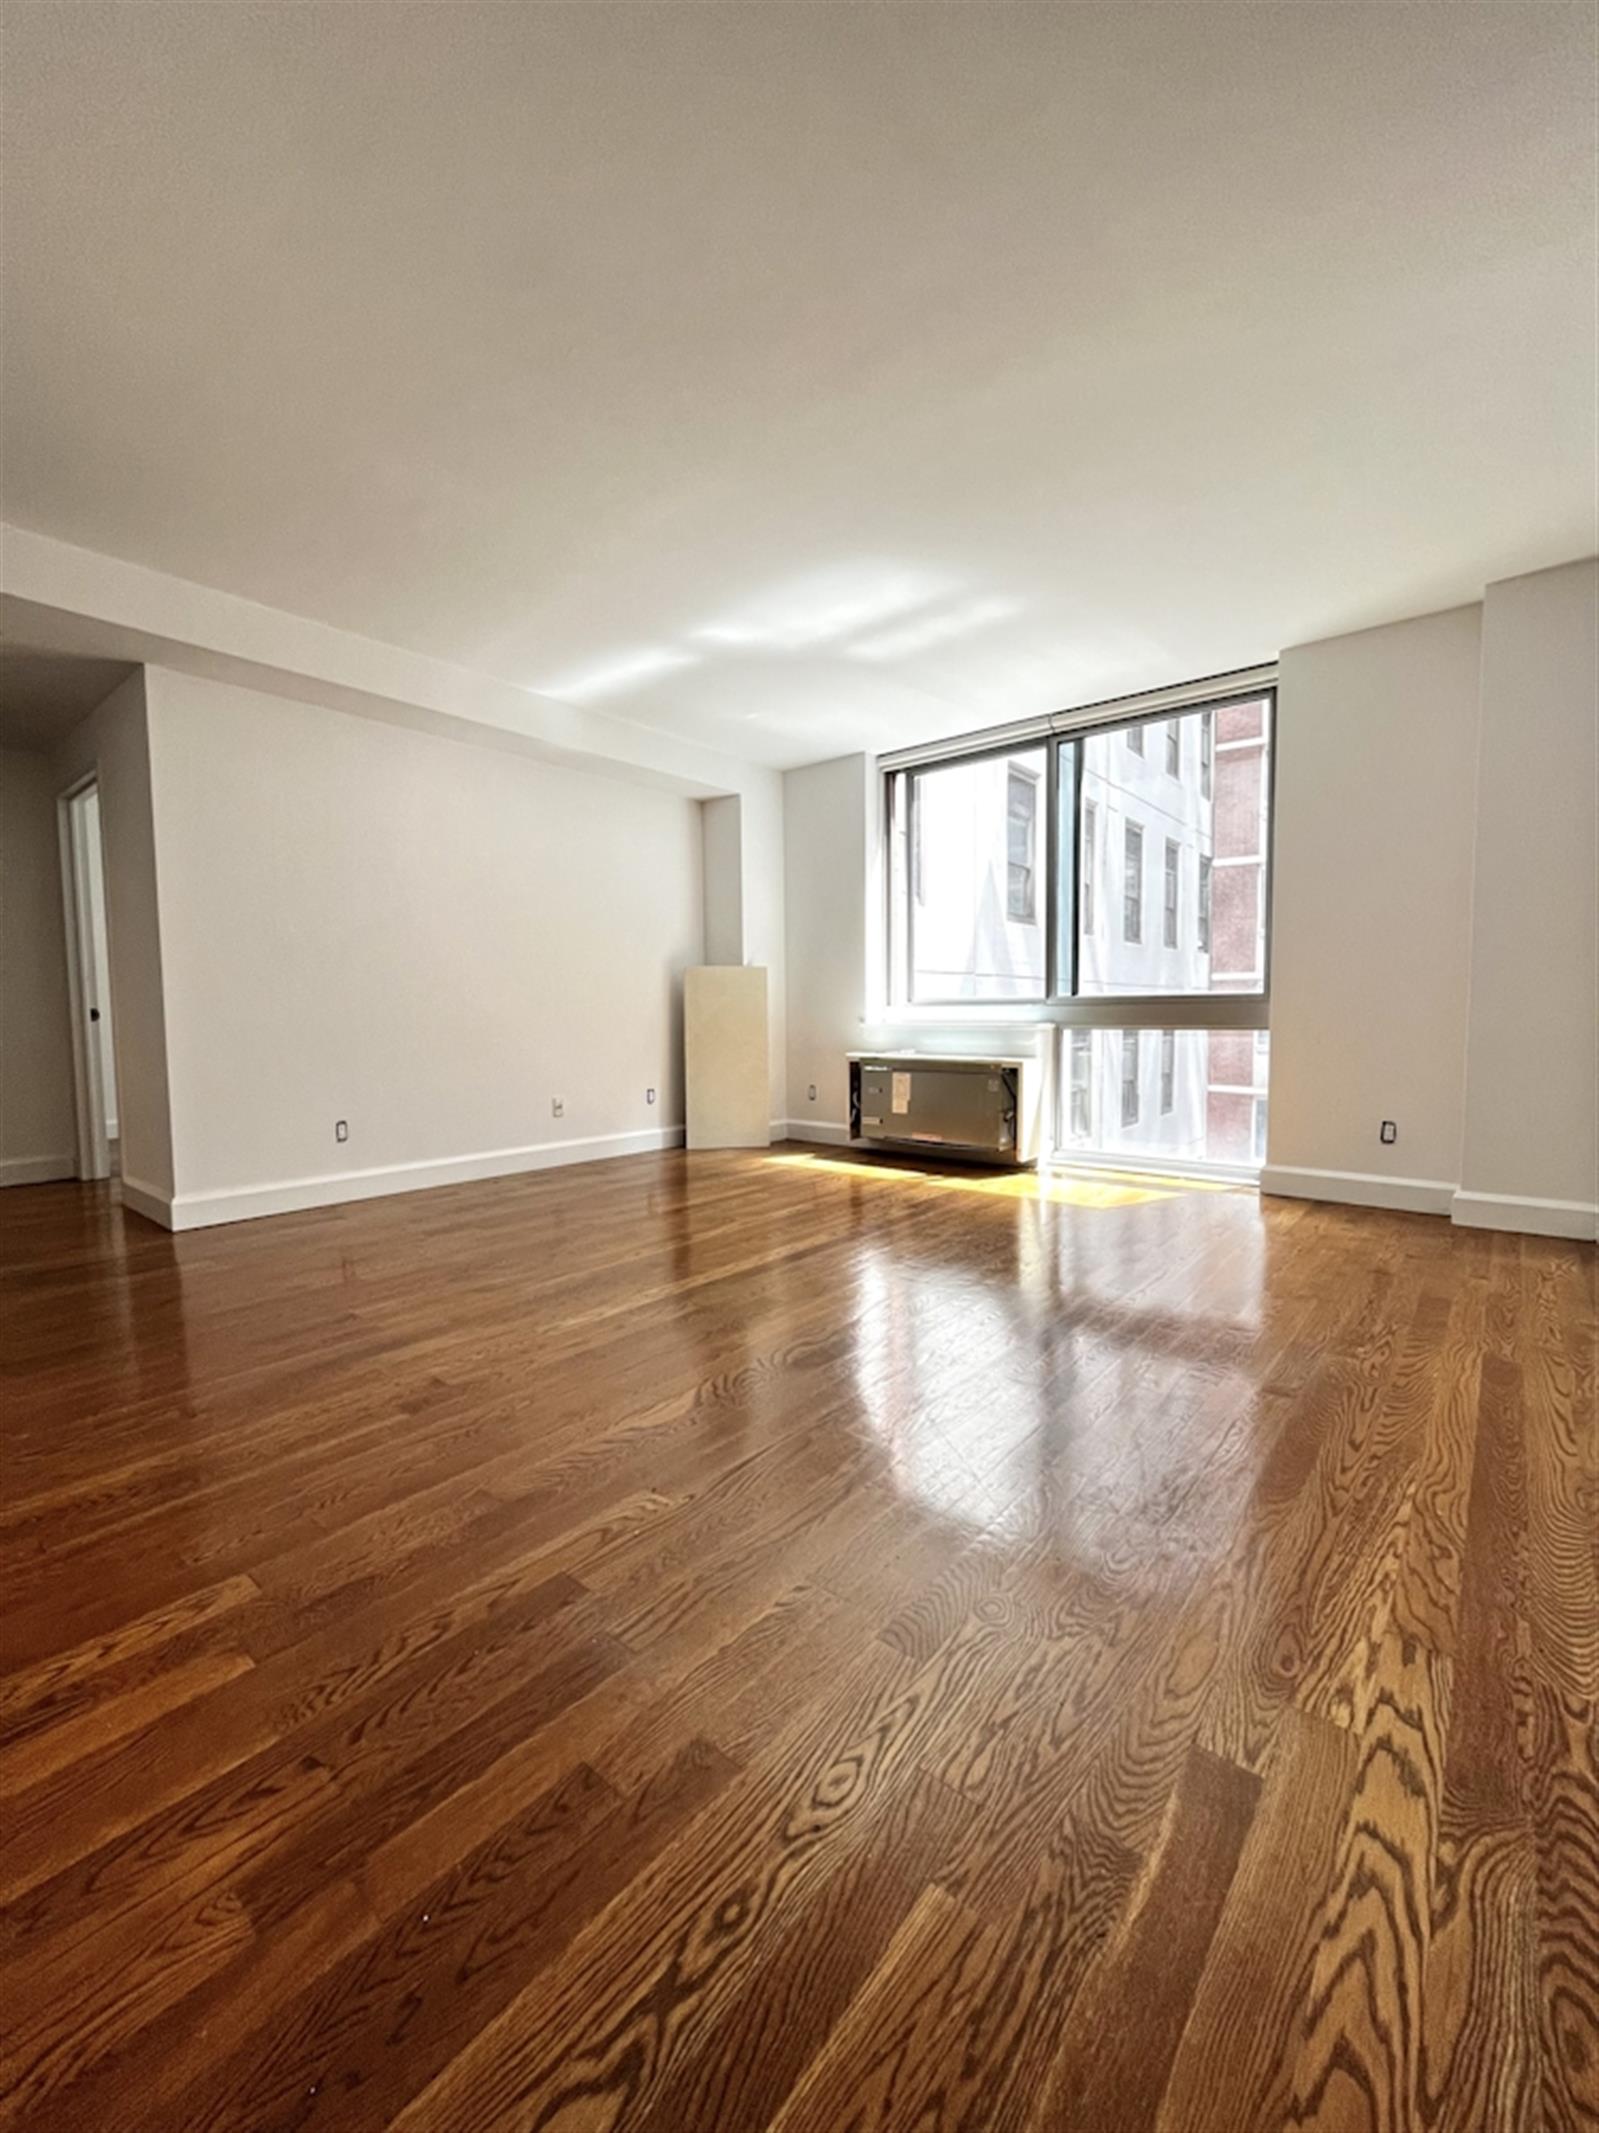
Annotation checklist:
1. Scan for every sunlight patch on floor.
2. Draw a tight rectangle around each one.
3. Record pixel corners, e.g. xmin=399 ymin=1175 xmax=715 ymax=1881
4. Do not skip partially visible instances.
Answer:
xmin=765 ymin=1150 xmax=1244 ymax=1209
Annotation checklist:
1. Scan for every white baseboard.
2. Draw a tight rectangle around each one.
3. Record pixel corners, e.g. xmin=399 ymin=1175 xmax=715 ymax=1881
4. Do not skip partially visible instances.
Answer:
xmin=776 ymin=1120 xmax=853 ymax=1147
xmin=155 ymin=1126 xmax=688 ymax=1233
xmin=1259 ymin=1165 xmax=1455 ymax=1218
xmin=120 ymin=1176 xmax=175 ymax=1227
xmin=0 ymin=1153 xmax=76 ymax=1188
xmin=1450 ymin=1190 xmax=1598 ymax=1243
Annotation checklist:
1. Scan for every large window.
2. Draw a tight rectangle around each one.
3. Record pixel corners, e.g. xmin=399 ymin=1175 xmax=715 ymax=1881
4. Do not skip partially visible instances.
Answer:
xmin=885 ymin=688 xmax=1274 ymax=1155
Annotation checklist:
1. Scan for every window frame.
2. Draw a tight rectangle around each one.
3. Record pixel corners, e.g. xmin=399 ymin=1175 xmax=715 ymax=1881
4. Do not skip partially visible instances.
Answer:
xmin=884 ymin=683 xmax=1275 ymax=1029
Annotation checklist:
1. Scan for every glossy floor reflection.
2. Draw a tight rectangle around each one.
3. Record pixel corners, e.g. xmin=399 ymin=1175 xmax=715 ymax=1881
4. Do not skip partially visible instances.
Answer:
xmin=0 ymin=1147 xmax=1593 ymax=2130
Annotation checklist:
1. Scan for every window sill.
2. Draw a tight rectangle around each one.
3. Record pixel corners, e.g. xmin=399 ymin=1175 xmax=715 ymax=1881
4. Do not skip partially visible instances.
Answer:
xmin=878 ymin=997 xmax=1269 ymax=1031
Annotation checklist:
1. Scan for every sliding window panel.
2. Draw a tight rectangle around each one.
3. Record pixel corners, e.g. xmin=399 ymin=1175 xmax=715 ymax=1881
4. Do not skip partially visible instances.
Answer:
xmin=1055 ymin=1027 xmax=1272 ymax=1171
xmin=1072 ymin=696 xmax=1271 ymax=1001
xmin=908 ymin=745 xmax=1048 ymax=1003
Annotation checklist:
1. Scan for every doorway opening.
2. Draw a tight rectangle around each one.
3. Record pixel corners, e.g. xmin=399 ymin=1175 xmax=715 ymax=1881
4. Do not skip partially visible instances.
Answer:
xmin=59 ymin=778 xmax=119 ymax=1181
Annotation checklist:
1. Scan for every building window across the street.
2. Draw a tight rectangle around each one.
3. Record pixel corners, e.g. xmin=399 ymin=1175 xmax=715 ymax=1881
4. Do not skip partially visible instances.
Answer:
xmin=1123 ymin=822 xmax=1143 ymax=942
xmin=1198 ymin=853 xmax=1213 ymax=954
xmin=1007 ymin=768 xmax=1038 ymax=922
xmin=1121 ymin=1030 xmax=1141 ymax=1126
xmin=1160 ymin=1029 xmax=1176 ymax=1113
xmin=1082 ymin=802 xmax=1097 ymax=935
xmin=1163 ymin=839 xmax=1180 ymax=948
xmin=1166 ymin=722 xmax=1180 ymax=776
xmin=1070 ymin=1030 xmax=1092 ymax=1137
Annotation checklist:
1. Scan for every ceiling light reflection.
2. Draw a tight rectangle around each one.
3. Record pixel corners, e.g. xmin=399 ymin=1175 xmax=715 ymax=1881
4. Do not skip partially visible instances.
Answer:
xmin=540 ymin=647 xmax=699 ymax=701
xmin=693 ymin=565 xmax=951 ymax=653
xmin=849 ymin=596 xmax=1019 ymax=662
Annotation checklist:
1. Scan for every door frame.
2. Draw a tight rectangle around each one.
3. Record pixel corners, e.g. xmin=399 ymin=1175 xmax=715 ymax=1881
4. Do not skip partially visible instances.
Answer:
xmin=57 ymin=774 xmax=112 ymax=1181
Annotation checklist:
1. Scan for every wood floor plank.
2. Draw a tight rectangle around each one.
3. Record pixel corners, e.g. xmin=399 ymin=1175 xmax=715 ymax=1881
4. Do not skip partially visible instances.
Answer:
xmin=1528 ymin=1684 xmax=1599 ymax=2132
xmin=169 ymin=1742 xmax=737 ymax=2133
xmin=0 ymin=1150 xmax=1589 ymax=2133
xmin=764 ymin=1806 xmax=1138 ymax=2133
xmin=1421 ymin=1346 xmax=1544 ymax=2133
xmin=1153 ymin=1705 xmax=1363 ymax=2133
xmin=1029 ymin=1743 xmax=1260 ymax=2129
xmin=627 ymin=1768 xmax=976 ymax=2133
xmin=379 ymin=1627 xmax=977 ymax=2132
xmin=0 ymin=1572 xmax=260 ymax=1720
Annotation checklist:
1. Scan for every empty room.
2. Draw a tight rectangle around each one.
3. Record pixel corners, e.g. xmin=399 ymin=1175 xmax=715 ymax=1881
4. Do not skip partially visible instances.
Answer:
xmin=0 ymin=4 xmax=1594 ymax=2129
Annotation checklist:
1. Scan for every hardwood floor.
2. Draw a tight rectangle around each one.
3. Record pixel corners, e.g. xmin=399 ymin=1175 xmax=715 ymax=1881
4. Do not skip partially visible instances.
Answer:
xmin=0 ymin=1146 xmax=1593 ymax=2131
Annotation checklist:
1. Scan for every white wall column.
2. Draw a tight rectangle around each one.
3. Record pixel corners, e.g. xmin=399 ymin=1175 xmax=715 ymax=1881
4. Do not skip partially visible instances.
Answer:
xmin=1454 ymin=558 xmax=1598 ymax=1240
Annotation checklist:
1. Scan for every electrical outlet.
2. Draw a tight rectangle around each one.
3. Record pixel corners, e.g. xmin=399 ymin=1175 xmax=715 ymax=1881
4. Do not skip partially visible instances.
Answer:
xmin=808 ymin=1084 xmax=818 ymax=1103
xmin=334 ymin=1119 xmax=349 ymax=1144
xmin=551 ymin=1096 xmax=565 ymax=1120
xmin=646 ymin=1087 xmax=657 ymax=1105
xmin=1380 ymin=1120 xmax=1397 ymax=1145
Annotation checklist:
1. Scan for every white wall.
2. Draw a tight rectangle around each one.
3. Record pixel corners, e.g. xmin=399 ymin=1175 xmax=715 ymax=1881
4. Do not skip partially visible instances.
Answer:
xmin=1265 ymin=564 xmax=1597 ymax=1236
xmin=738 ymin=768 xmax=787 ymax=1131
xmin=1457 ymin=558 xmax=1598 ymax=1236
xmin=784 ymin=754 xmax=871 ymax=1139
xmin=701 ymin=795 xmax=744 ymax=966
xmin=143 ymin=668 xmax=705 ymax=1225
xmin=0 ymin=748 xmax=76 ymax=1182
xmin=1264 ymin=604 xmax=1484 ymax=1212
xmin=51 ymin=669 xmax=176 ymax=1205
xmin=698 ymin=780 xmax=787 ymax=1130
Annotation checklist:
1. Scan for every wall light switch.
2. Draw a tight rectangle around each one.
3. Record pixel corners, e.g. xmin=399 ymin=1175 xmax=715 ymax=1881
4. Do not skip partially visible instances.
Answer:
xmin=1380 ymin=1120 xmax=1397 ymax=1145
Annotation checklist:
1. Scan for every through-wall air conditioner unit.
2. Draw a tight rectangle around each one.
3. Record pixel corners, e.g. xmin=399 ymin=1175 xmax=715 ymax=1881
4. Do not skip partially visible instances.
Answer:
xmin=847 ymin=1053 xmax=1040 ymax=1165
